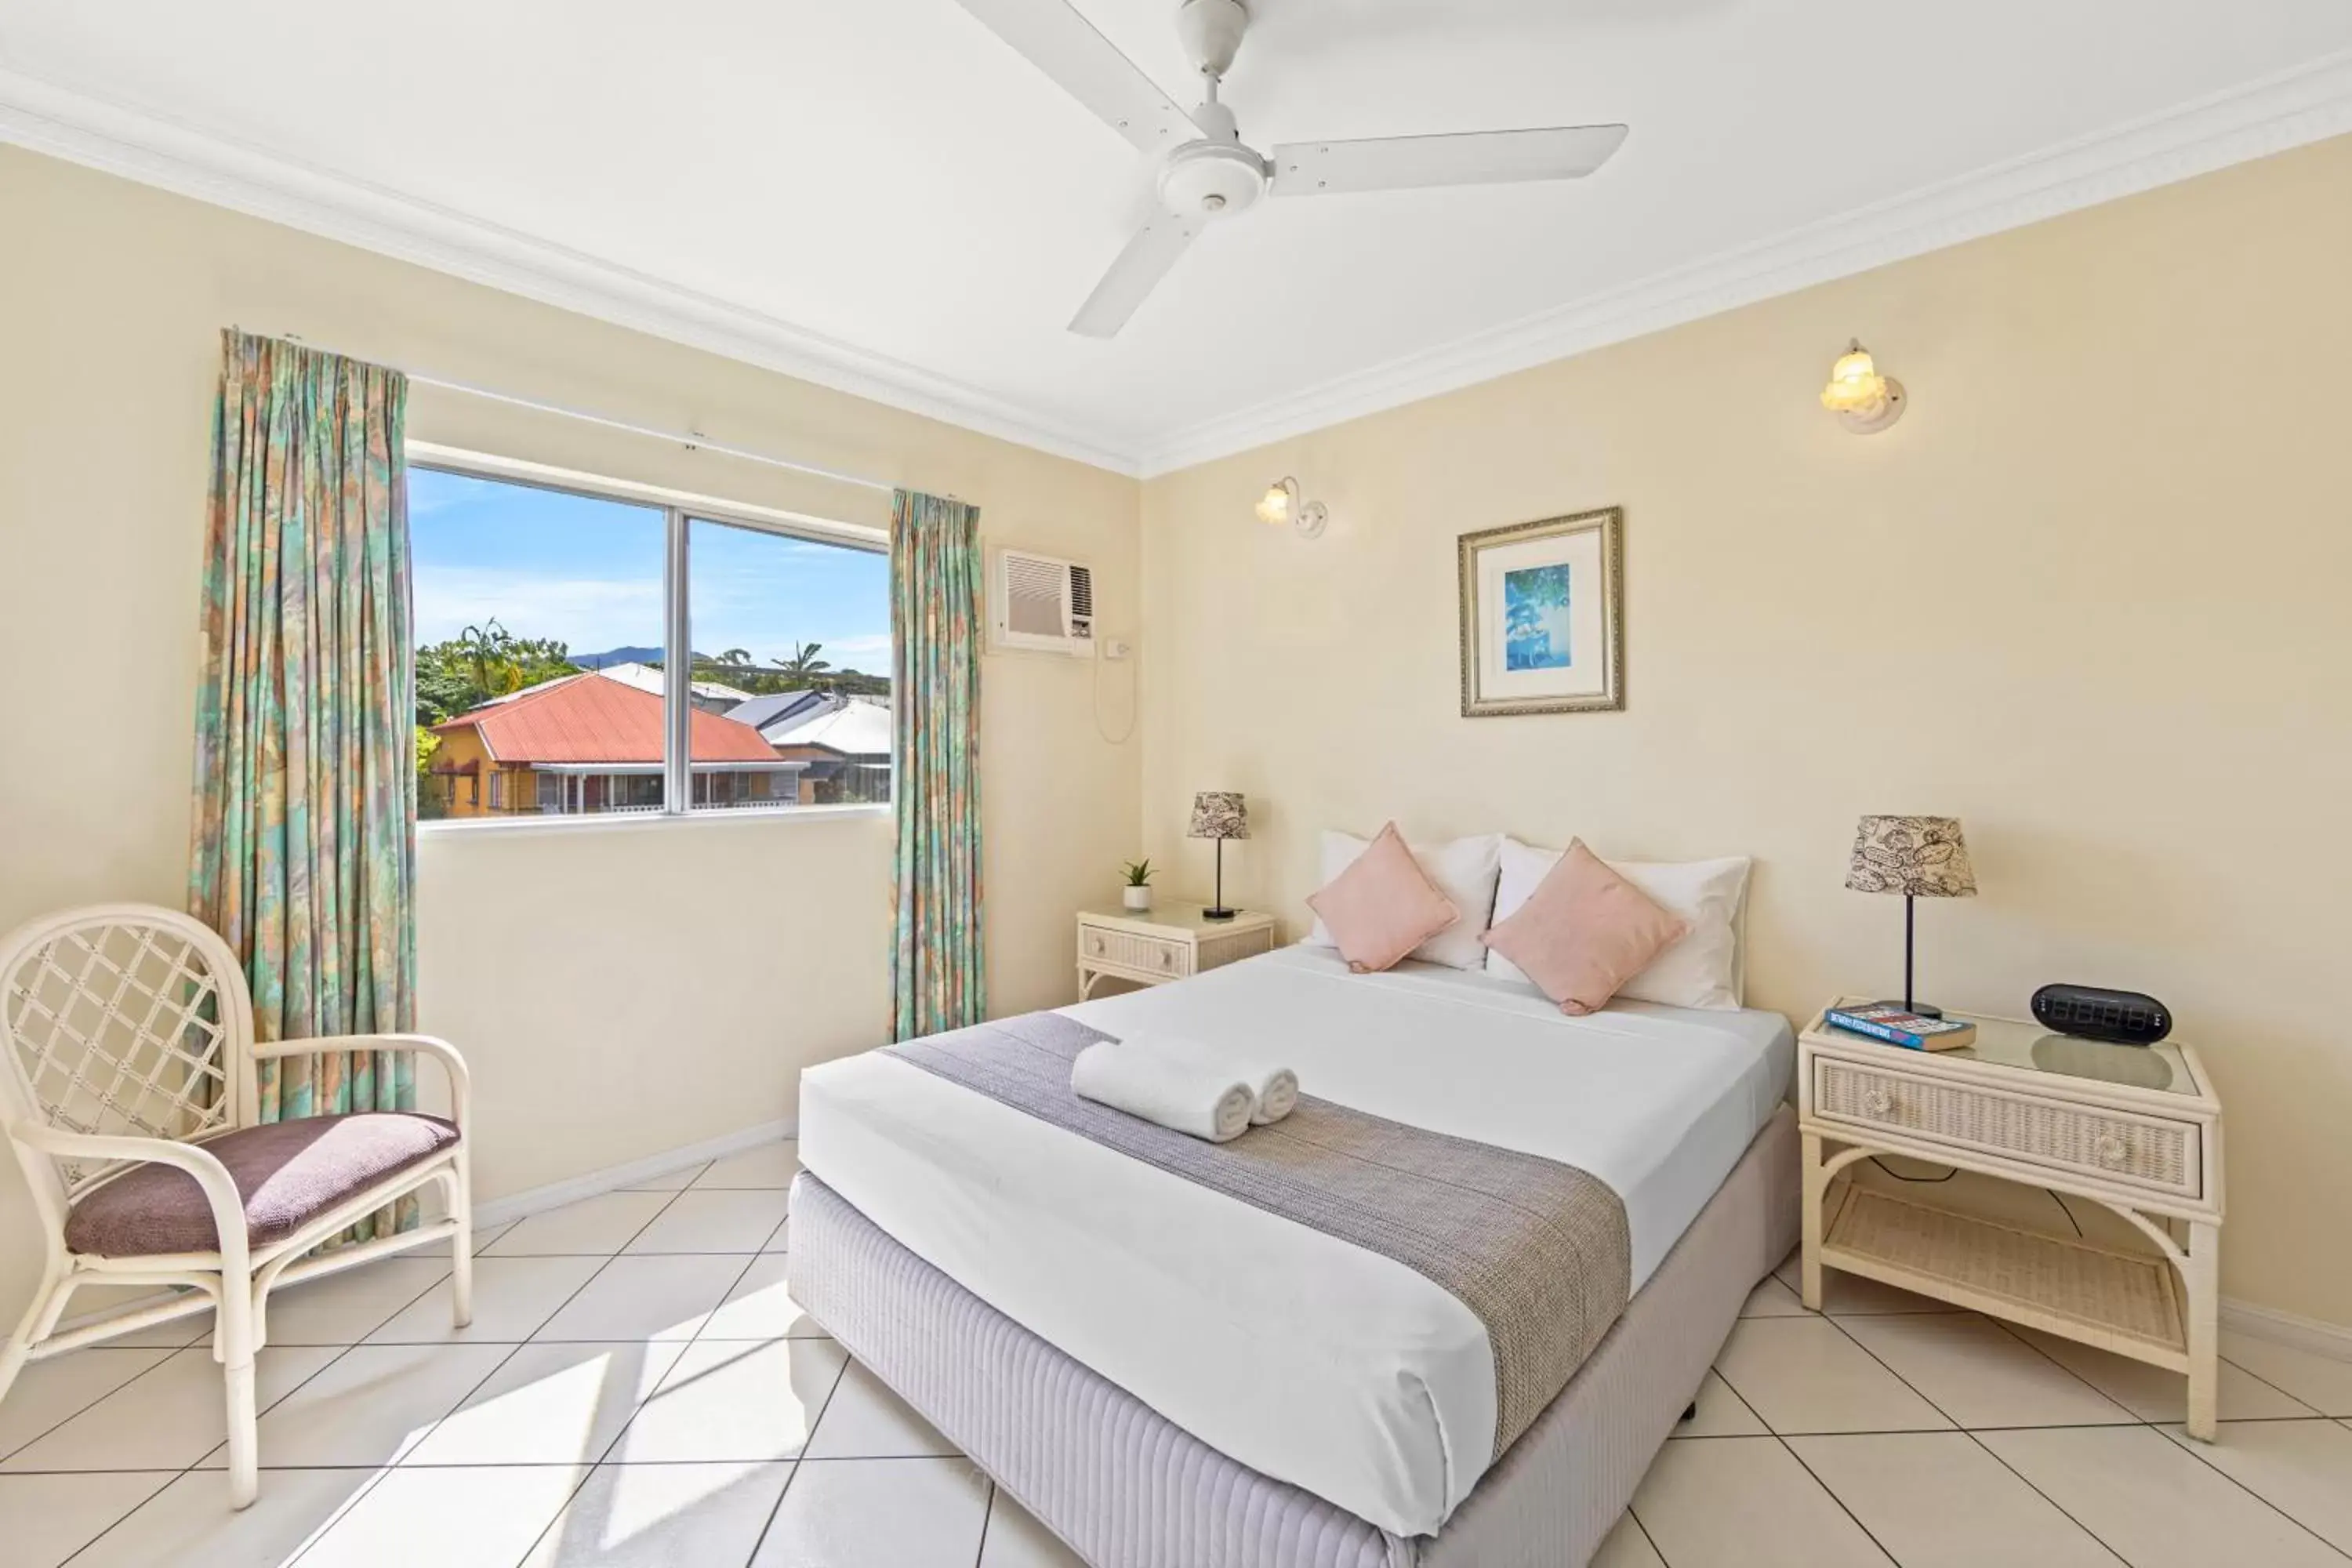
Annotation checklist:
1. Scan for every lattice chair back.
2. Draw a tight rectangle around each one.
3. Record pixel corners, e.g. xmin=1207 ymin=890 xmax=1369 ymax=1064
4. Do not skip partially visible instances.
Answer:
xmin=0 ymin=905 xmax=260 ymax=1230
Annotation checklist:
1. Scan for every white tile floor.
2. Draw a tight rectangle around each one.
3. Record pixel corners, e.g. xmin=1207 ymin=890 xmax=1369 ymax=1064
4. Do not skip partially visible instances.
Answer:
xmin=6 ymin=1142 xmax=2351 ymax=1567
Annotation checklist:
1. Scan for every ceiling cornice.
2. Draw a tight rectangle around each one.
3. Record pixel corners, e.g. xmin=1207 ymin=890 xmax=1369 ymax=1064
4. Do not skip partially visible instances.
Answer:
xmin=1136 ymin=48 xmax=2352 ymax=475
xmin=0 ymin=65 xmax=1147 ymax=477
xmin=6 ymin=51 xmax=2350 ymax=484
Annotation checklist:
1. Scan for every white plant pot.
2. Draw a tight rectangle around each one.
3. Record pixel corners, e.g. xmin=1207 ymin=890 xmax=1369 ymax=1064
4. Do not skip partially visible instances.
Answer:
xmin=1122 ymin=886 xmax=1153 ymax=913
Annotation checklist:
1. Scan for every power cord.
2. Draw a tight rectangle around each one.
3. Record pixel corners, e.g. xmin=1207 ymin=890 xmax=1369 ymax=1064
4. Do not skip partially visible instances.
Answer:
xmin=1867 ymin=1155 xmax=1955 ymax=1184
xmin=2046 ymin=1190 xmax=2085 ymax=1238
xmin=1867 ymin=1156 xmax=2083 ymax=1237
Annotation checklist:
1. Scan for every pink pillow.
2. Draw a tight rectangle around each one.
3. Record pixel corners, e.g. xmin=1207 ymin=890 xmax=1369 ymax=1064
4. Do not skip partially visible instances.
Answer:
xmin=1481 ymin=840 xmax=1689 ymax=1014
xmin=1305 ymin=822 xmax=1461 ymax=974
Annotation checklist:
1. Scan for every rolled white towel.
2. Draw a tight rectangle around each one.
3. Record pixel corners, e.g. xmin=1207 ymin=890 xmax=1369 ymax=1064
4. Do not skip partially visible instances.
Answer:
xmin=1247 ymin=1065 xmax=1300 ymax=1125
xmin=1072 ymin=1040 xmax=1254 ymax=1143
xmin=1127 ymin=1035 xmax=1300 ymax=1126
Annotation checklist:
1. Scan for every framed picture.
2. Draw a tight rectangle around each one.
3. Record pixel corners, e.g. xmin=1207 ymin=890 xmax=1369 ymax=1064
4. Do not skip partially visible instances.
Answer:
xmin=1457 ymin=506 xmax=1624 ymax=717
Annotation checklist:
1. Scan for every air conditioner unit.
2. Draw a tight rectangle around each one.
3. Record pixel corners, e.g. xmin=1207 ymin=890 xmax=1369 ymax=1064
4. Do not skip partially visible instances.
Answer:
xmin=989 ymin=548 xmax=1094 ymax=656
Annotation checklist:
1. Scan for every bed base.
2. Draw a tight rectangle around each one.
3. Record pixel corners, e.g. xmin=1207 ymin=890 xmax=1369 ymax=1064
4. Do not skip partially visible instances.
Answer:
xmin=787 ymin=1105 xmax=1798 ymax=1568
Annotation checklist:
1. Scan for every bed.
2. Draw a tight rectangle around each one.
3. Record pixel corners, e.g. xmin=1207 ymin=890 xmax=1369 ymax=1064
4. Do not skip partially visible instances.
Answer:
xmin=792 ymin=946 xmax=1799 ymax=1566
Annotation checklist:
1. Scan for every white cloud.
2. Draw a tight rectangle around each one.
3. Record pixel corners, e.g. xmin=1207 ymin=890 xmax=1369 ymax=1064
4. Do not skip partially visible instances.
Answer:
xmin=414 ymin=548 xmax=892 ymax=670
xmin=406 ymin=472 xmax=499 ymax=517
xmin=412 ymin=565 xmax=661 ymax=652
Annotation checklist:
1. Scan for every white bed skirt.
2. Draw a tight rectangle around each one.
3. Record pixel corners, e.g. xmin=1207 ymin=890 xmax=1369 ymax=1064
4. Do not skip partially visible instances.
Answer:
xmin=786 ymin=1105 xmax=1799 ymax=1568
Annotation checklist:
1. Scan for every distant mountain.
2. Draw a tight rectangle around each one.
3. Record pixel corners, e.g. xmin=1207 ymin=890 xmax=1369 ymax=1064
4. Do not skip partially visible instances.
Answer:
xmin=573 ymin=645 xmax=664 ymax=670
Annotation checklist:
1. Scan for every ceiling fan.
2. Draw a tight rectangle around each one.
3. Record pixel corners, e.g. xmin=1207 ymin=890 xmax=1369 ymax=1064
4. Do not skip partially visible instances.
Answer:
xmin=951 ymin=0 xmax=1628 ymax=337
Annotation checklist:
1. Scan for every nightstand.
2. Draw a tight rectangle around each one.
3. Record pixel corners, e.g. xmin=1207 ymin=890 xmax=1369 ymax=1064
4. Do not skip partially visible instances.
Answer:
xmin=1798 ymin=997 xmax=2225 ymax=1439
xmin=1076 ymin=902 xmax=1276 ymax=999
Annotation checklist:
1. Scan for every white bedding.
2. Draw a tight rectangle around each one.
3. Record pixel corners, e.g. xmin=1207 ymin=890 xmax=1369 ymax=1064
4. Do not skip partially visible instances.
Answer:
xmin=797 ymin=946 xmax=1792 ymax=1538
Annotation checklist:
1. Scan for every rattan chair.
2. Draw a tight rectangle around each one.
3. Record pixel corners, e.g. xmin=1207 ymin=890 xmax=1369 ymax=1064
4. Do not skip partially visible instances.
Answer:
xmin=0 ymin=903 xmax=471 ymax=1508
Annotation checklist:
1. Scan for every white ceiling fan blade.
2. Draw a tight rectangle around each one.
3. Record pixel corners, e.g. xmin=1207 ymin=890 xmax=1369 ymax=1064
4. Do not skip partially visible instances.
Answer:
xmin=1068 ymin=213 xmax=1203 ymax=338
xmin=949 ymin=0 xmax=1200 ymax=156
xmin=1270 ymin=125 xmax=1629 ymax=197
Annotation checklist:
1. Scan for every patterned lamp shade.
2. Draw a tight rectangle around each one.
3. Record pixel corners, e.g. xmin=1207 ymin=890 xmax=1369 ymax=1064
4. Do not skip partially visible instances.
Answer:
xmin=1846 ymin=815 xmax=1976 ymax=898
xmin=1188 ymin=791 xmax=1249 ymax=841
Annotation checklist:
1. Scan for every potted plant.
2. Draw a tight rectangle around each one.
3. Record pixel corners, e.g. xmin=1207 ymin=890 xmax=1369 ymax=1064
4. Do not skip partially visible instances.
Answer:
xmin=1120 ymin=858 xmax=1155 ymax=913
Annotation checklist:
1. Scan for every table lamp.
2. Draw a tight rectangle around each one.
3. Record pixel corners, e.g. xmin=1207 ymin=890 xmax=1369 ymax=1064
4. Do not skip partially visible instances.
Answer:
xmin=1845 ymin=815 xmax=1976 ymax=1018
xmin=1189 ymin=792 xmax=1248 ymax=921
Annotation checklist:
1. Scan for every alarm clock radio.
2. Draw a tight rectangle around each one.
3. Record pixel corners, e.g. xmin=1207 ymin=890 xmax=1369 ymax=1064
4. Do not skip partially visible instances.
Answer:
xmin=2030 ymin=984 xmax=2172 ymax=1046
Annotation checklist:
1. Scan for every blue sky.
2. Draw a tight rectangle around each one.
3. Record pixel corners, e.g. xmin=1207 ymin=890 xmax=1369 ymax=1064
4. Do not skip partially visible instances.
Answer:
xmin=409 ymin=468 xmax=891 ymax=672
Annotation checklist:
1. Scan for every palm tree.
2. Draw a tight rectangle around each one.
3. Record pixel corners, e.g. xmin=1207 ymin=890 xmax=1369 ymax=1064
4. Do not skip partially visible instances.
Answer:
xmin=456 ymin=621 xmax=520 ymax=696
xmin=769 ymin=641 xmax=833 ymax=687
xmin=705 ymin=647 xmax=753 ymax=670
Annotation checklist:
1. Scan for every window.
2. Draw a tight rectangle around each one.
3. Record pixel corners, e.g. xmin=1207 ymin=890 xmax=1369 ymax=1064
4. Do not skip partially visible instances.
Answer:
xmin=410 ymin=469 xmax=663 ymax=822
xmin=409 ymin=463 xmax=890 ymax=822
xmin=688 ymin=515 xmax=891 ymax=810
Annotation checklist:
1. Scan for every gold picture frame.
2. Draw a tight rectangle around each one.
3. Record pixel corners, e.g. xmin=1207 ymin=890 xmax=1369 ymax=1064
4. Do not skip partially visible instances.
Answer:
xmin=1457 ymin=506 xmax=1624 ymax=717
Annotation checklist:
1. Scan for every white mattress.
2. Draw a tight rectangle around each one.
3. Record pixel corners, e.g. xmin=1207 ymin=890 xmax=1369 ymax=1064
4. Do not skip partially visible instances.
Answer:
xmin=797 ymin=946 xmax=1793 ymax=1538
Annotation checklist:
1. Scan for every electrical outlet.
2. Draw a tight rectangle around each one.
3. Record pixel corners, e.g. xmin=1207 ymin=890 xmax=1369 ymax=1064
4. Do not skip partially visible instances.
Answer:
xmin=1102 ymin=638 xmax=1132 ymax=661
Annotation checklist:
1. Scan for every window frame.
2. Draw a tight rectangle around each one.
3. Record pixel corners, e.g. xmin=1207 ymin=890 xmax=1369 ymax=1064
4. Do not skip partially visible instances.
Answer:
xmin=409 ymin=448 xmax=892 ymax=833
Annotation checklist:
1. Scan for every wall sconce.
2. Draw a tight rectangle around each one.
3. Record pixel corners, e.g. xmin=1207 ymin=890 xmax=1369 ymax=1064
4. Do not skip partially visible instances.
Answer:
xmin=1254 ymin=476 xmax=1328 ymax=538
xmin=1820 ymin=339 xmax=1906 ymax=434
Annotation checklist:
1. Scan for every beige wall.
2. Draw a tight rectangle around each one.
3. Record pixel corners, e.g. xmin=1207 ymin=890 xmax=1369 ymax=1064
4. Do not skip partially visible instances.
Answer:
xmin=7 ymin=126 xmax=2350 ymax=1333
xmin=1138 ymin=136 xmax=2352 ymax=1327
xmin=0 ymin=146 xmax=1141 ymax=1321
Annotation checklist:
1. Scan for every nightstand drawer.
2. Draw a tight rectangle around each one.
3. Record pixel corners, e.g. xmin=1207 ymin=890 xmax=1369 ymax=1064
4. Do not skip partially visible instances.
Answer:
xmin=1813 ymin=1058 xmax=2202 ymax=1199
xmin=1078 ymin=923 xmax=1191 ymax=980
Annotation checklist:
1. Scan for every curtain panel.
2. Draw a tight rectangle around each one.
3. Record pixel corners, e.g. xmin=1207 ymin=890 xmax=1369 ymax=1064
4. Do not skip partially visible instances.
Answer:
xmin=889 ymin=489 xmax=985 ymax=1040
xmin=188 ymin=330 xmax=418 ymax=1239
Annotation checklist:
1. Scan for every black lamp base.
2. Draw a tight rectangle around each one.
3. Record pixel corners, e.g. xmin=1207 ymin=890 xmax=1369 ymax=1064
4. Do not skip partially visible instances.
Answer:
xmin=1200 ymin=837 xmax=1238 ymax=922
xmin=1882 ymin=893 xmax=1942 ymax=1018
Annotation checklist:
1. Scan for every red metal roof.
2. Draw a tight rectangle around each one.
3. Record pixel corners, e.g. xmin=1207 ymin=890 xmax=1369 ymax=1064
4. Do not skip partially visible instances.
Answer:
xmin=433 ymin=673 xmax=779 ymax=764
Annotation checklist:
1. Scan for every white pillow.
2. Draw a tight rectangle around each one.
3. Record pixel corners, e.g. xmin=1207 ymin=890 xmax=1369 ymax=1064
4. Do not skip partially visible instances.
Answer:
xmin=1303 ymin=830 xmax=1503 ymax=971
xmin=1485 ymin=838 xmax=1751 ymax=1010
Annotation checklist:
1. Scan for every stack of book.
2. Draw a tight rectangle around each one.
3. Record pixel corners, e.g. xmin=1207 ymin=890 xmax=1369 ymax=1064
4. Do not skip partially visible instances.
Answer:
xmin=1824 ymin=1004 xmax=1978 ymax=1051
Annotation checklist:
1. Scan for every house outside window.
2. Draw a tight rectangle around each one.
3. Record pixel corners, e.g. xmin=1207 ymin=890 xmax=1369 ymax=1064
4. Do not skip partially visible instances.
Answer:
xmin=409 ymin=463 xmax=891 ymax=822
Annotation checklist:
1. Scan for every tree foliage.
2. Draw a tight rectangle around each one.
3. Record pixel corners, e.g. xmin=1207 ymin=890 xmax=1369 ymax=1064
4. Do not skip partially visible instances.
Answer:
xmin=415 ymin=620 xmax=583 ymax=813
xmin=771 ymin=641 xmax=833 ymax=682
xmin=688 ymin=639 xmax=887 ymax=699
xmin=415 ymin=727 xmax=448 ymax=820
xmin=416 ymin=620 xmax=582 ymax=725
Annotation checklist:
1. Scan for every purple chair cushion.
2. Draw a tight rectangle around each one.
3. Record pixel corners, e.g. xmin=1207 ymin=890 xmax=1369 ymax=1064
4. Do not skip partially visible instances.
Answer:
xmin=64 ymin=1113 xmax=462 ymax=1258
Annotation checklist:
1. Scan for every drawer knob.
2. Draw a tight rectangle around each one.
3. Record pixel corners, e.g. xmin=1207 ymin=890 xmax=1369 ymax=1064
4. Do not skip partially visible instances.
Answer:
xmin=2095 ymin=1133 xmax=2129 ymax=1168
xmin=1863 ymin=1086 xmax=1896 ymax=1118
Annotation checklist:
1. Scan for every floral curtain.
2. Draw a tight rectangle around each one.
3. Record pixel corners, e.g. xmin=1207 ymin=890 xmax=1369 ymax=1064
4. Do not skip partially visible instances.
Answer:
xmin=888 ymin=488 xmax=985 ymax=1040
xmin=188 ymin=330 xmax=417 ymax=1237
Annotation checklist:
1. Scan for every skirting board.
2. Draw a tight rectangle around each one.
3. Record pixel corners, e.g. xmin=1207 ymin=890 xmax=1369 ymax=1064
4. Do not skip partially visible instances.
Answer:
xmin=2220 ymin=1297 xmax=2352 ymax=1364
xmin=51 ymin=1116 xmax=798 ymax=1338
xmin=493 ymin=1115 xmax=2352 ymax=1374
xmin=470 ymin=1115 xmax=797 ymax=1231
xmin=49 ymin=1120 xmax=2350 ymax=1370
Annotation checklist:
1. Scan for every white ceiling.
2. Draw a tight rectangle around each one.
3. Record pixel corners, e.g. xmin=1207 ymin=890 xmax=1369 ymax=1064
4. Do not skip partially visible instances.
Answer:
xmin=4 ymin=1 xmax=2350 ymax=473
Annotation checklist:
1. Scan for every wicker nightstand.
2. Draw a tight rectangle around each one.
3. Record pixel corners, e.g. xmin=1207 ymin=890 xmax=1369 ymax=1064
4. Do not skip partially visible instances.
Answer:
xmin=1076 ymin=902 xmax=1275 ymax=999
xmin=1798 ymin=997 xmax=2224 ymax=1439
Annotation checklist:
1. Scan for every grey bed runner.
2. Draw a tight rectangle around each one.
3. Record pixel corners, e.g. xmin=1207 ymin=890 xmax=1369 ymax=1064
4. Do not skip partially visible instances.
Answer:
xmin=884 ymin=1011 xmax=1632 ymax=1459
